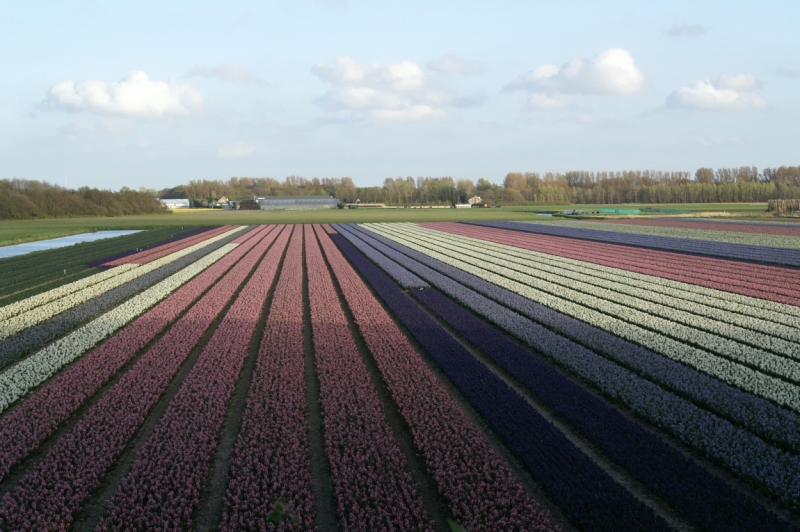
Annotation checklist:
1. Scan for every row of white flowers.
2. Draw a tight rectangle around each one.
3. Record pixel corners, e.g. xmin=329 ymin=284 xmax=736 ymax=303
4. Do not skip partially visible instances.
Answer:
xmin=410 ymin=227 xmax=800 ymax=349
xmin=0 ymin=265 xmax=138 ymax=322
xmin=0 ymin=227 xmax=245 ymax=340
xmin=368 ymin=224 xmax=800 ymax=412
xmin=0 ymin=243 xmax=238 ymax=414
xmin=422 ymin=225 xmax=800 ymax=326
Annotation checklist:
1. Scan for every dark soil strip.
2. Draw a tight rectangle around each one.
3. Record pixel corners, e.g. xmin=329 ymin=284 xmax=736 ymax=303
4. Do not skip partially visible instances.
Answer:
xmin=0 ymin=237 xmax=251 ymax=504
xmin=194 ymin=230 xmax=291 ymax=531
xmin=303 ymin=228 xmax=341 ymax=532
xmin=69 ymin=239 xmax=266 ymax=532
xmin=313 ymin=229 xmax=451 ymax=532
xmin=416 ymin=293 xmax=695 ymax=532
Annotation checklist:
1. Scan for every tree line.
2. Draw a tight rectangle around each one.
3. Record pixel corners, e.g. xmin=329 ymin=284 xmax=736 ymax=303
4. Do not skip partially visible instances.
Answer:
xmin=0 ymin=179 xmax=168 ymax=220
xmin=161 ymin=166 xmax=800 ymax=207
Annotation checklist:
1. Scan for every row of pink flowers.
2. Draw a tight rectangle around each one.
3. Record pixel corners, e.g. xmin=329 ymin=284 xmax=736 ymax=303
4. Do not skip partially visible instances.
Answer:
xmin=220 ymin=225 xmax=315 ymax=531
xmin=422 ymin=222 xmax=800 ymax=304
xmin=97 ymin=225 xmax=290 ymax=530
xmin=315 ymin=224 xmax=556 ymax=531
xmin=305 ymin=224 xmax=432 ymax=531
xmin=600 ymin=218 xmax=800 ymax=237
xmin=103 ymin=225 xmax=235 ymax=266
xmin=0 ymin=226 xmax=277 ymax=531
xmin=0 ymin=225 xmax=272 ymax=485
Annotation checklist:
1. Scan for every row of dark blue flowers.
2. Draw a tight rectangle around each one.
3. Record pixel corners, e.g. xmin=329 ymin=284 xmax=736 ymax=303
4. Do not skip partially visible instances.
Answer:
xmin=331 ymin=232 xmax=671 ymax=532
xmin=334 ymin=223 xmax=800 ymax=525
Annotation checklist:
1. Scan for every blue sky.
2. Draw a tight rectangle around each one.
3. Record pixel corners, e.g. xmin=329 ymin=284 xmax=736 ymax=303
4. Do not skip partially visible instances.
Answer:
xmin=1 ymin=0 xmax=798 ymax=189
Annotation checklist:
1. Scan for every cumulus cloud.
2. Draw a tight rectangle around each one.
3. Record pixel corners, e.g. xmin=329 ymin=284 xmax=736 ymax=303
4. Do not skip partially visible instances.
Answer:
xmin=667 ymin=23 xmax=706 ymax=37
xmin=218 ymin=142 xmax=255 ymax=159
xmin=187 ymin=63 xmax=267 ymax=85
xmin=666 ymin=74 xmax=766 ymax=110
xmin=504 ymin=48 xmax=643 ymax=112
xmin=426 ymin=55 xmax=486 ymax=75
xmin=48 ymin=71 xmax=203 ymax=117
xmin=505 ymin=48 xmax=644 ymax=96
xmin=312 ymin=56 xmax=448 ymax=121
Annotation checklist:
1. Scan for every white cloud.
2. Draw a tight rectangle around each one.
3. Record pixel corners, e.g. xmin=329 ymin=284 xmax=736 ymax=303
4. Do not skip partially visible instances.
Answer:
xmin=48 ymin=71 xmax=203 ymax=117
xmin=187 ymin=64 xmax=267 ymax=85
xmin=505 ymin=48 xmax=644 ymax=96
xmin=426 ymin=55 xmax=486 ymax=75
xmin=312 ymin=56 xmax=448 ymax=121
xmin=667 ymin=23 xmax=706 ymax=37
xmin=666 ymin=74 xmax=767 ymax=110
xmin=218 ymin=142 xmax=255 ymax=159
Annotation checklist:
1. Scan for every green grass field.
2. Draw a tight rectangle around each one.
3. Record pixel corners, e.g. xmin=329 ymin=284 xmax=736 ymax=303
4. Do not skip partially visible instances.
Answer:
xmin=0 ymin=202 xmax=773 ymax=247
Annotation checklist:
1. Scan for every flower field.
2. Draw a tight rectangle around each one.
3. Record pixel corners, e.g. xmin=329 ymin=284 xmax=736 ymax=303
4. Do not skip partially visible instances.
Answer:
xmin=0 ymin=219 xmax=798 ymax=531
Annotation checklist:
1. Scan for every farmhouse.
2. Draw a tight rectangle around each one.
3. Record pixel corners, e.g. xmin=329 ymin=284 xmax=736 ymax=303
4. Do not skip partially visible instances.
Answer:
xmin=158 ymin=199 xmax=190 ymax=209
xmin=467 ymin=195 xmax=484 ymax=207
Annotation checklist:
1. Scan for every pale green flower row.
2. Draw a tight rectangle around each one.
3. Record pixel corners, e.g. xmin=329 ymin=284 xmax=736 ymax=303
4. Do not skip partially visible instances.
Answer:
xmin=411 ymin=226 xmax=800 ymax=348
xmin=0 ymin=227 xmax=245 ymax=340
xmin=520 ymin=218 xmax=800 ymax=249
xmin=0 ymin=265 xmax=138 ymax=322
xmin=0 ymin=243 xmax=238 ymax=414
xmin=368 ymin=223 xmax=800 ymax=411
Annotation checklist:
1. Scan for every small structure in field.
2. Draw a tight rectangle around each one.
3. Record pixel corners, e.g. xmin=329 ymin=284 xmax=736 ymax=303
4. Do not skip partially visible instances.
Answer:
xmin=159 ymin=199 xmax=190 ymax=209
xmin=255 ymin=195 xmax=339 ymax=210
xmin=348 ymin=203 xmax=386 ymax=209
